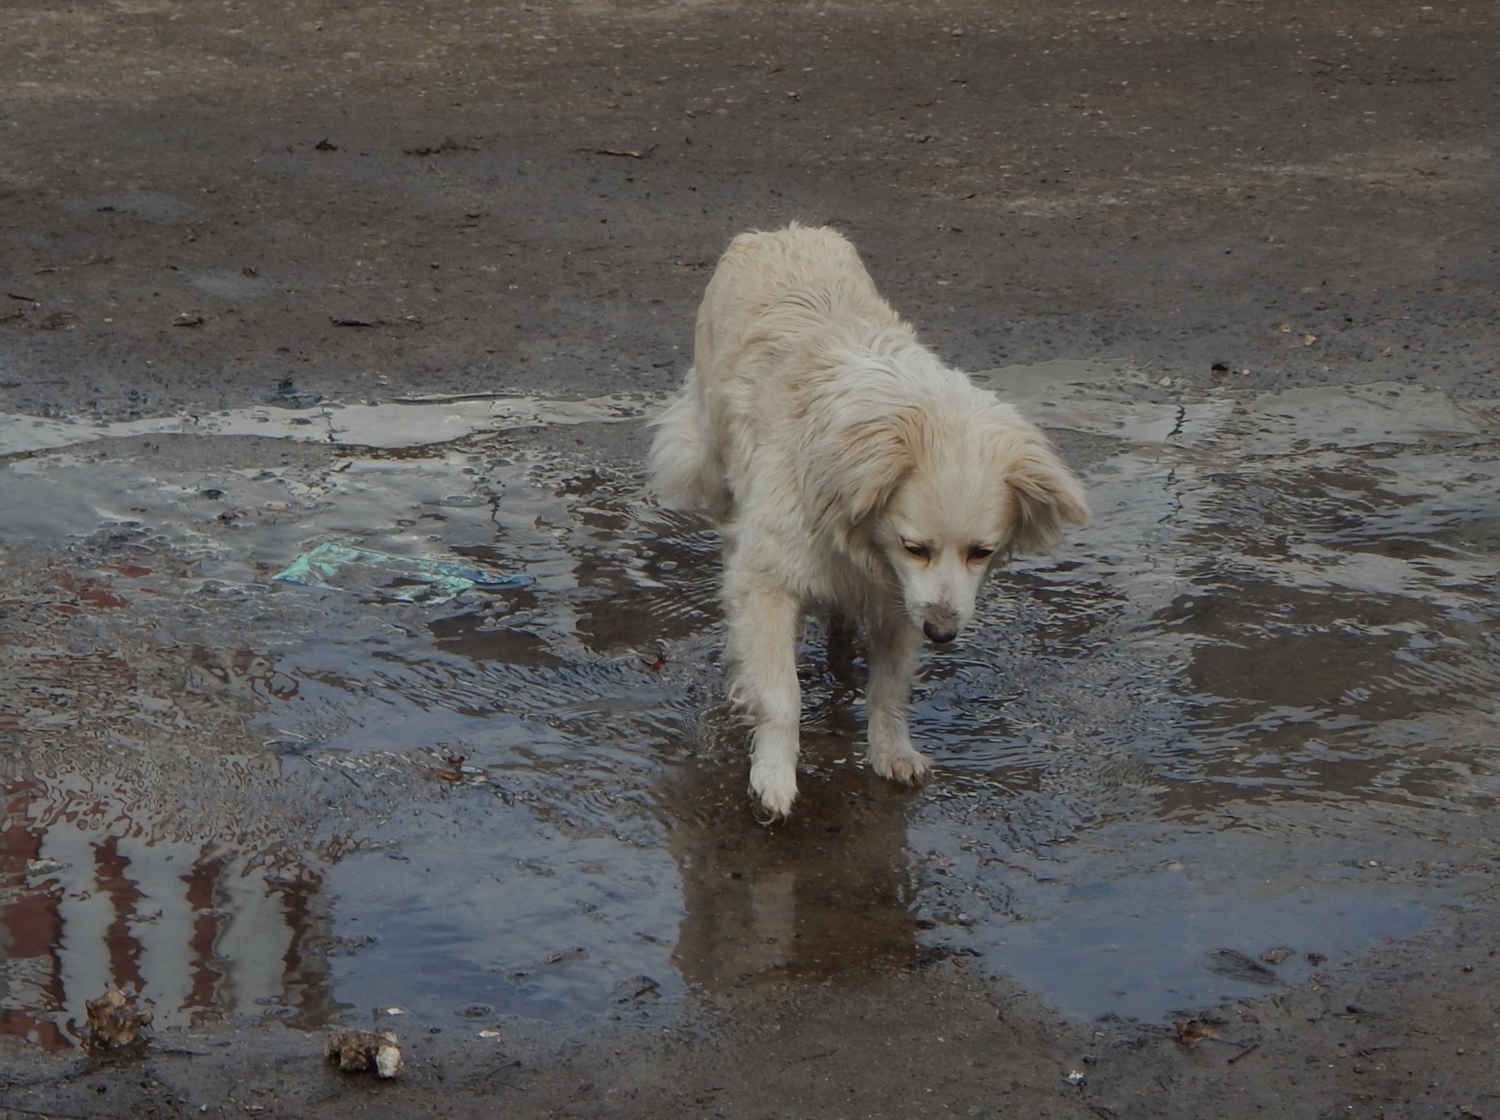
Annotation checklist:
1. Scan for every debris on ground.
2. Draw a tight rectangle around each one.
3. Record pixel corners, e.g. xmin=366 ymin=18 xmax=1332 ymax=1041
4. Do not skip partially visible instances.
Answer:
xmin=613 ymin=975 xmax=662 ymax=1004
xmin=325 ymin=1028 xmax=403 ymax=1079
xmin=85 ymin=988 xmax=153 ymax=1049
xmin=268 ymin=379 xmax=324 ymax=408
xmin=404 ymin=138 xmax=479 ymax=156
xmin=273 ymin=542 xmax=531 ymax=603
xmin=1172 ymin=1019 xmax=1217 ymax=1046
xmin=1261 ymin=946 xmax=1296 ymax=965
xmin=1227 ymin=1042 xmax=1260 ymax=1065
xmin=1207 ymin=948 xmax=1278 ymax=985
xmin=585 ymin=145 xmax=655 ymax=159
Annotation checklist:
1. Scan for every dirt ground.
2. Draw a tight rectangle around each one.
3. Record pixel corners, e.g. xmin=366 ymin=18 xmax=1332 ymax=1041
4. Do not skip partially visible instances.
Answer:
xmin=2 ymin=0 xmax=1499 ymax=1116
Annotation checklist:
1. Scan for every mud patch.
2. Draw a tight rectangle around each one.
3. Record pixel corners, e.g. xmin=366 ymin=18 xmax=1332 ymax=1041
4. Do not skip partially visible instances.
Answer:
xmin=2 ymin=367 xmax=1497 ymax=1045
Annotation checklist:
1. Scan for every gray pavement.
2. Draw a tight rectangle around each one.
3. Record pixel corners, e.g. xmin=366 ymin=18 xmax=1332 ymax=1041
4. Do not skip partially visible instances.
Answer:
xmin=2 ymin=2 xmax=1499 ymax=1117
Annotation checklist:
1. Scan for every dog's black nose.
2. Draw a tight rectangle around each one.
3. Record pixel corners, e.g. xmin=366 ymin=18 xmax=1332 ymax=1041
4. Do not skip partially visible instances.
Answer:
xmin=923 ymin=621 xmax=957 ymax=644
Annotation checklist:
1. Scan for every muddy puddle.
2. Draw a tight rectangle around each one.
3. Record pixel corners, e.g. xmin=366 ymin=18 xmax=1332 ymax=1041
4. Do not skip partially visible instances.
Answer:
xmin=2 ymin=364 xmax=1498 ymax=1047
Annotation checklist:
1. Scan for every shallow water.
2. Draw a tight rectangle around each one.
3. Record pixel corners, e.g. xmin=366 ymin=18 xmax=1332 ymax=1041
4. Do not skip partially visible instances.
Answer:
xmin=2 ymin=365 xmax=1497 ymax=1046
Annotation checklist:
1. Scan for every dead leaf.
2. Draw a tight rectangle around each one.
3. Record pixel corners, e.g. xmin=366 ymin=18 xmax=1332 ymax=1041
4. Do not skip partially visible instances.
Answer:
xmin=1173 ymin=1019 xmax=1217 ymax=1045
xmin=1302 ymin=333 xmax=1318 ymax=346
xmin=86 ymin=988 xmax=153 ymax=1049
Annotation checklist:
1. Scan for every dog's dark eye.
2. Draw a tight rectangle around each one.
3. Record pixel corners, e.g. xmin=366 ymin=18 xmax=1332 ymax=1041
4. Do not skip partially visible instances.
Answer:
xmin=903 ymin=542 xmax=930 ymax=560
xmin=968 ymin=545 xmax=995 ymax=562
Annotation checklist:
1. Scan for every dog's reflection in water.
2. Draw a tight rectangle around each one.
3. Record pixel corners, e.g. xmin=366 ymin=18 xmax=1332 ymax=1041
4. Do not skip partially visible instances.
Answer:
xmin=665 ymin=632 xmax=921 ymax=990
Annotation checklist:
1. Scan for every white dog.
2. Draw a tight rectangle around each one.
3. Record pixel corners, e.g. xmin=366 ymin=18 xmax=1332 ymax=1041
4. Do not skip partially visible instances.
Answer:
xmin=649 ymin=225 xmax=1088 ymax=818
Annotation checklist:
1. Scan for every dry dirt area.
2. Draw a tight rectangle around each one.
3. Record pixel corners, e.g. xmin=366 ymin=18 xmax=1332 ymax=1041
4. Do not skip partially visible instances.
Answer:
xmin=2 ymin=1 xmax=1498 ymax=1117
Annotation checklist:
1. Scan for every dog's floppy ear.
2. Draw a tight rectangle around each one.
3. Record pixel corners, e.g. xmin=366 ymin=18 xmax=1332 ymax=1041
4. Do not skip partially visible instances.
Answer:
xmin=825 ymin=413 xmax=915 ymax=527
xmin=1004 ymin=438 xmax=1090 ymax=555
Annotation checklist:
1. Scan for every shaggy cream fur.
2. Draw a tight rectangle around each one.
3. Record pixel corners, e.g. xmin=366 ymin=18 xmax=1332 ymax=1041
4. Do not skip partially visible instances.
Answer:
xmin=650 ymin=224 xmax=1088 ymax=818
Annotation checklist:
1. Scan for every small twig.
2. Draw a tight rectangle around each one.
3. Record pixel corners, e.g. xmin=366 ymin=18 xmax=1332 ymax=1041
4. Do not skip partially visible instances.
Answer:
xmin=1227 ymin=1042 xmax=1259 ymax=1065
xmin=582 ymin=145 xmax=656 ymax=159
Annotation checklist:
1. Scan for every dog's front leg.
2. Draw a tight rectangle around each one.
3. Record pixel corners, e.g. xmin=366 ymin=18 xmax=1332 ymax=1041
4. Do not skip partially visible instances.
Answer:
xmin=866 ymin=617 xmax=930 ymax=786
xmin=724 ymin=569 xmax=803 ymax=818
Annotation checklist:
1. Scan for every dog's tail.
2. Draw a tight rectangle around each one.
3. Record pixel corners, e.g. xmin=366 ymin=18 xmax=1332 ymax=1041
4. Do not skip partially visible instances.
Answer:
xmin=648 ymin=368 xmax=732 ymax=521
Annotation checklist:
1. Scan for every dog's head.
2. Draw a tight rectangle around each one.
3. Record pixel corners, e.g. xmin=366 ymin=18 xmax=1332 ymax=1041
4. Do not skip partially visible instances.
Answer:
xmin=836 ymin=400 xmax=1089 ymax=644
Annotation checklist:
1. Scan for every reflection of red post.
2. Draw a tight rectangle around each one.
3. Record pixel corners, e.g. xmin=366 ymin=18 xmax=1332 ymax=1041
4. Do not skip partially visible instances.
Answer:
xmin=270 ymin=870 xmax=342 ymax=1027
xmin=0 ymin=781 xmax=69 ymax=1050
xmin=94 ymin=834 xmax=146 ymax=994
xmin=181 ymin=849 xmax=229 ymax=1019
xmin=178 ymin=855 xmax=341 ymax=1029
xmin=2 ymin=769 xmax=345 ymax=1044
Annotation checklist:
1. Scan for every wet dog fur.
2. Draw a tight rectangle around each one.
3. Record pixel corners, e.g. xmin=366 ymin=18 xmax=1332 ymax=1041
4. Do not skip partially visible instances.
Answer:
xmin=649 ymin=224 xmax=1089 ymax=817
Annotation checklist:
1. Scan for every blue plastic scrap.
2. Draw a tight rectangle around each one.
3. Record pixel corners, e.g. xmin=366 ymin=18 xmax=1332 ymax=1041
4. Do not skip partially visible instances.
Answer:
xmin=272 ymin=542 xmax=531 ymax=603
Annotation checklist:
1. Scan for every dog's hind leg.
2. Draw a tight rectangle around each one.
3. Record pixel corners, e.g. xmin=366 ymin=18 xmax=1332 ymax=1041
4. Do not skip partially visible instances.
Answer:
xmin=865 ymin=617 xmax=930 ymax=787
xmin=724 ymin=568 xmax=804 ymax=818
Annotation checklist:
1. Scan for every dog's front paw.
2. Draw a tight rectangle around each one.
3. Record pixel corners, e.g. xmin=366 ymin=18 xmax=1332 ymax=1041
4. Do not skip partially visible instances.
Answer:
xmin=870 ymin=745 xmax=930 ymax=787
xmin=749 ymin=759 xmax=799 ymax=820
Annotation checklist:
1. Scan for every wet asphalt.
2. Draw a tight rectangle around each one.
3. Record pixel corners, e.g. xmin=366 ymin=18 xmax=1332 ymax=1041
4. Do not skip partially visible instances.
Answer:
xmin=3 ymin=1 xmax=1499 ymax=1117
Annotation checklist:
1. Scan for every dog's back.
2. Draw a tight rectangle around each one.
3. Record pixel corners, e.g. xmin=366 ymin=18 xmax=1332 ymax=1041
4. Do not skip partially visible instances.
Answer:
xmin=650 ymin=224 xmax=913 ymax=524
xmin=694 ymin=225 xmax=904 ymax=376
